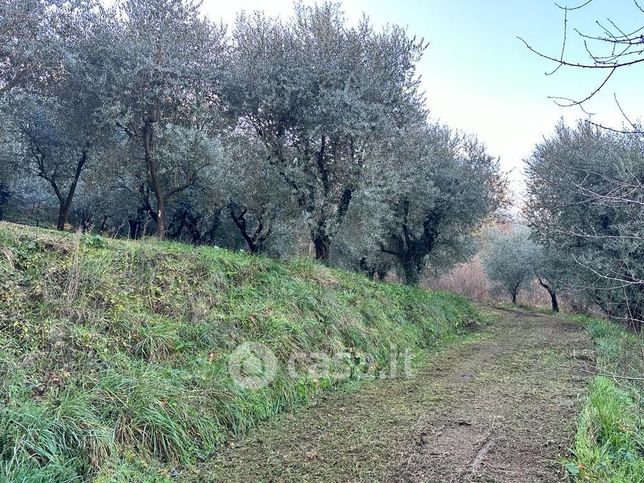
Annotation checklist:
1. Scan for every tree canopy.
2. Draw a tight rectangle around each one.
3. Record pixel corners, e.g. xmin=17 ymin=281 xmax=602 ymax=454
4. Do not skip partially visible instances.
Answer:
xmin=525 ymin=120 xmax=643 ymax=329
xmin=0 ymin=0 xmax=504 ymax=285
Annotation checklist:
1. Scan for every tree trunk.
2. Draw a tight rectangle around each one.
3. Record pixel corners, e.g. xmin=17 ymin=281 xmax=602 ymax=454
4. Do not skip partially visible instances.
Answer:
xmin=128 ymin=219 xmax=141 ymax=239
xmin=99 ymin=216 xmax=108 ymax=234
xmin=537 ymin=276 xmax=559 ymax=312
xmin=56 ymin=191 xmax=74 ymax=231
xmin=155 ymin=192 xmax=166 ymax=240
xmin=400 ymin=248 xmax=427 ymax=285
xmin=550 ymin=291 xmax=559 ymax=312
xmin=54 ymin=151 xmax=87 ymax=231
xmin=313 ymin=235 xmax=330 ymax=261
xmin=511 ymin=291 xmax=518 ymax=305
xmin=56 ymin=202 xmax=70 ymax=231
xmin=142 ymin=121 xmax=166 ymax=240
xmin=402 ymin=263 xmax=420 ymax=285
xmin=229 ymin=205 xmax=258 ymax=253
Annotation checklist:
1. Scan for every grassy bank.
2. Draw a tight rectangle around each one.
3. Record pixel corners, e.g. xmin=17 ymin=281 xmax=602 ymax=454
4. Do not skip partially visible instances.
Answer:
xmin=0 ymin=222 xmax=479 ymax=482
xmin=564 ymin=315 xmax=643 ymax=481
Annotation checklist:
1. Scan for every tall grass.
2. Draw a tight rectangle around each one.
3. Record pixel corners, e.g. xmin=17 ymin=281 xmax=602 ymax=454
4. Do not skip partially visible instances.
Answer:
xmin=0 ymin=222 xmax=479 ymax=481
xmin=564 ymin=315 xmax=643 ymax=481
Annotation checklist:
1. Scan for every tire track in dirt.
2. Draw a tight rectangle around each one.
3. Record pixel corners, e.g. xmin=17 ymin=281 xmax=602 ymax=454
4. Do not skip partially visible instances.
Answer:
xmin=184 ymin=307 xmax=592 ymax=482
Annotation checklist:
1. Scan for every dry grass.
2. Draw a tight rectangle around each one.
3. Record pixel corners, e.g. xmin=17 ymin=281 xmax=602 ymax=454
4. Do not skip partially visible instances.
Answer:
xmin=183 ymin=308 xmax=594 ymax=482
xmin=428 ymin=255 xmax=554 ymax=308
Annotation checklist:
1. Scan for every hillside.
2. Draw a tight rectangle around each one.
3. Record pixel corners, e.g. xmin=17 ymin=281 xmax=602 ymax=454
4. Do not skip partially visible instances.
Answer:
xmin=0 ymin=222 xmax=478 ymax=482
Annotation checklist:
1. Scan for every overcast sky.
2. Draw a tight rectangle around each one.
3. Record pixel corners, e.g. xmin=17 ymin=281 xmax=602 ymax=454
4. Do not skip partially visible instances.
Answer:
xmin=200 ymin=0 xmax=644 ymax=194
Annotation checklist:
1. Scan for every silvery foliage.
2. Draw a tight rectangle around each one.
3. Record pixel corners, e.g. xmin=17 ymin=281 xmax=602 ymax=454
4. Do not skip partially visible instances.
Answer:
xmin=481 ymin=226 xmax=538 ymax=304
xmin=224 ymin=2 xmax=426 ymax=259
xmin=213 ymin=134 xmax=298 ymax=254
xmin=103 ymin=0 xmax=227 ymax=238
xmin=0 ymin=0 xmax=64 ymax=96
xmin=0 ymin=0 xmax=507 ymax=281
xmin=2 ymin=0 xmax=116 ymax=229
xmin=525 ymin=120 xmax=644 ymax=328
xmin=371 ymin=123 xmax=505 ymax=284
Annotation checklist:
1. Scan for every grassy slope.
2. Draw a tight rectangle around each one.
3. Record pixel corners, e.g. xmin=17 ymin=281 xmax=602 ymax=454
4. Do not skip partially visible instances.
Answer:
xmin=563 ymin=314 xmax=643 ymax=481
xmin=0 ymin=222 xmax=479 ymax=482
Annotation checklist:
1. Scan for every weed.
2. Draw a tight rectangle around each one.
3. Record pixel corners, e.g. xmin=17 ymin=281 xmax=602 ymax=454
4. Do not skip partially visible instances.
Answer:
xmin=0 ymin=222 xmax=480 ymax=481
xmin=564 ymin=315 xmax=643 ymax=481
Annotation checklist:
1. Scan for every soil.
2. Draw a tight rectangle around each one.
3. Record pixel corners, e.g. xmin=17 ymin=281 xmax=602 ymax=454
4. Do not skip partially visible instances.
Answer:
xmin=183 ymin=307 xmax=593 ymax=482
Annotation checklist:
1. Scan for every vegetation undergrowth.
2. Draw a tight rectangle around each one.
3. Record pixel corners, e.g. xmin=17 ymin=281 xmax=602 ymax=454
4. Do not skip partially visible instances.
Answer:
xmin=563 ymin=314 xmax=643 ymax=482
xmin=0 ymin=222 xmax=479 ymax=482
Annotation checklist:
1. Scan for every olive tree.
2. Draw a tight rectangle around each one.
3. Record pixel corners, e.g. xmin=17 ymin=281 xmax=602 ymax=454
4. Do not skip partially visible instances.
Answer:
xmin=377 ymin=124 xmax=505 ymax=284
xmin=5 ymin=0 xmax=115 ymax=230
xmin=10 ymin=95 xmax=90 ymax=230
xmin=525 ymin=120 xmax=643 ymax=329
xmin=225 ymin=2 xmax=426 ymax=260
xmin=481 ymin=227 xmax=538 ymax=305
xmin=108 ymin=0 xmax=226 ymax=239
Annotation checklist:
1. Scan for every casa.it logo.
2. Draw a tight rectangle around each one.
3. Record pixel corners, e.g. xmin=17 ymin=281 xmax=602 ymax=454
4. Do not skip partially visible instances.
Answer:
xmin=227 ymin=342 xmax=413 ymax=390
xmin=227 ymin=342 xmax=278 ymax=390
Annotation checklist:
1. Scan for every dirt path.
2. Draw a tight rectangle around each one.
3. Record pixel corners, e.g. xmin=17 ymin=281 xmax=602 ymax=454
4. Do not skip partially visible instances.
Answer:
xmin=184 ymin=307 xmax=593 ymax=482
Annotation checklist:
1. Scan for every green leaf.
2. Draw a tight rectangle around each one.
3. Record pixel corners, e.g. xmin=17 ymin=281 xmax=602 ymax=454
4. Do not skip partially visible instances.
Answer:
xmin=564 ymin=462 xmax=580 ymax=476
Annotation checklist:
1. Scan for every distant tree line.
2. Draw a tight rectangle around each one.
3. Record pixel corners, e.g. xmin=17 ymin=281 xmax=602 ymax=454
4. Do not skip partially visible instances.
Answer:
xmin=480 ymin=225 xmax=563 ymax=312
xmin=0 ymin=0 xmax=505 ymax=284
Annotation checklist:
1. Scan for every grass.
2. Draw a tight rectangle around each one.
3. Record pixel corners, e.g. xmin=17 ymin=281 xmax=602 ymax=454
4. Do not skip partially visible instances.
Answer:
xmin=0 ymin=222 xmax=480 ymax=481
xmin=563 ymin=314 xmax=643 ymax=482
